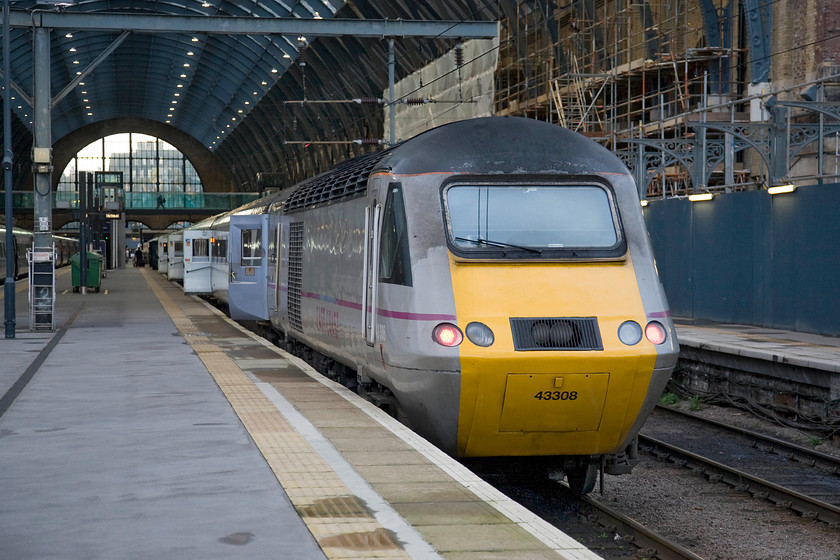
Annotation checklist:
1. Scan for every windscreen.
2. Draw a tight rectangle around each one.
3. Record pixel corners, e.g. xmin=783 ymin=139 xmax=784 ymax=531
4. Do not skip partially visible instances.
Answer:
xmin=446 ymin=185 xmax=619 ymax=255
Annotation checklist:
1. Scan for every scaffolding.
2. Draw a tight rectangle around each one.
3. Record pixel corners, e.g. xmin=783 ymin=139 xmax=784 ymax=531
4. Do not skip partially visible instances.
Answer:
xmin=493 ymin=0 xmax=764 ymax=196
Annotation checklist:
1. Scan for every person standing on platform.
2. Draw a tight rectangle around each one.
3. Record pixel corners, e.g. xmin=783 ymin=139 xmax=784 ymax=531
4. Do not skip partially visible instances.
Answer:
xmin=134 ymin=246 xmax=144 ymax=267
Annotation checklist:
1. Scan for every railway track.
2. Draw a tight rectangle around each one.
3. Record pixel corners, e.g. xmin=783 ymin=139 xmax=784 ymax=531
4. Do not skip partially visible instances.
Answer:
xmin=467 ymin=460 xmax=705 ymax=560
xmin=641 ymin=406 xmax=840 ymax=527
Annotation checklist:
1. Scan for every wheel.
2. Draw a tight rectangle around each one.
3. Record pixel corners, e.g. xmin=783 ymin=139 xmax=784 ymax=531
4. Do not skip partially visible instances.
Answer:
xmin=566 ymin=462 xmax=598 ymax=495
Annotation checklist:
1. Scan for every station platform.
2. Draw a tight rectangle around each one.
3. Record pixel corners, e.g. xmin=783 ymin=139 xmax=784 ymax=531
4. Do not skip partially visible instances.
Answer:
xmin=0 ymin=266 xmax=597 ymax=560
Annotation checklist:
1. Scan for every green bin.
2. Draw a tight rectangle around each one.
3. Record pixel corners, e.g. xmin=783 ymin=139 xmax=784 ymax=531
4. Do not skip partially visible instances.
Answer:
xmin=70 ymin=252 xmax=103 ymax=293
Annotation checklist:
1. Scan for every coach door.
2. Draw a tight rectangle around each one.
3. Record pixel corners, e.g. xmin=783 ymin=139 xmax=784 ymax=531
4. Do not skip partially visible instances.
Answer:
xmin=229 ymin=214 xmax=268 ymax=321
xmin=362 ymin=198 xmax=382 ymax=346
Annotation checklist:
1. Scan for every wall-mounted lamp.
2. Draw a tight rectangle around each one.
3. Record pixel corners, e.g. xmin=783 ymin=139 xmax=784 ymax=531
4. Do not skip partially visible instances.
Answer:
xmin=767 ymin=184 xmax=796 ymax=195
xmin=688 ymin=193 xmax=714 ymax=202
xmin=640 ymin=199 xmax=649 ymax=207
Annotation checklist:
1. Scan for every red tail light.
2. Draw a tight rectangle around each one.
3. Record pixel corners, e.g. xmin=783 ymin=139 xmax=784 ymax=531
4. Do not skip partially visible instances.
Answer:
xmin=645 ymin=321 xmax=667 ymax=345
xmin=433 ymin=323 xmax=463 ymax=347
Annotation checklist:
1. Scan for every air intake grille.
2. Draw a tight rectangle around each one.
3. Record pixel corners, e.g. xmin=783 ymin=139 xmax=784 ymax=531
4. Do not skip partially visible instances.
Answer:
xmin=284 ymin=150 xmax=389 ymax=213
xmin=287 ymin=222 xmax=304 ymax=332
xmin=510 ymin=317 xmax=602 ymax=351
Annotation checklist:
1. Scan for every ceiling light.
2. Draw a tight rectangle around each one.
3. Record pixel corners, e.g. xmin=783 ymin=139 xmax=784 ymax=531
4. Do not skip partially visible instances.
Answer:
xmin=73 ymin=60 xmax=79 ymax=64
xmin=187 ymin=51 xmax=194 ymax=56
xmin=261 ymin=81 xmax=267 ymax=85
xmin=87 ymin=112 xmax=92 ymax=116
xmin=174 ymin=93 xmax=180 ymax=97
xmin=172 ymin=101 xmax=177 ymax=104
xmin=169 ymin=107 xmax=174 ymax=111
xmin=180 ymin=74 xmax=187 ymax=78
xmin=166 ymin=120 xmax=171 ymax=124
xmin=688 ymin=193 xmax=714 ymax=202
xmin=245 ymin=101 xmax=250 ymax=105
xmin=65 ymin=33 xmax=73 ymax=38
xmin=282 ymin=54 xmax=291 ymax=59
xmin=640 ymin=200 xmax=649 ymax=207
xmin=271 ymin=68 xmax=278 ymax=72
xmin=83 ymin=98 xmax=88 ymax=102
xmin=183 ymin=63 xmax=190 ymax=67
xmin=81 ymin=91 xmax=86 ymax=94
xmin=192 ymin=37 xmax=199 ymax=42
xmin=79 ymin=82 xmax=85 ymax=85
xmin=237 ymin=109 xmax=243 ymax=113
xmin=177 ymin=84 xmax=183 ymax=88
xmin=314 ymin=12 xmax=322 ymax=19
xmin=76 ymin=71 xmax=82 ymax=75
xmin=231 ymin=117 xmax=236 ymax=121
xmin=202 ymin=1 xmax=211 ymax=6
xmin=69 ymin=47 xmax=76 ymax=52
xmin=167 ymin=114 xmax=173 ymax=117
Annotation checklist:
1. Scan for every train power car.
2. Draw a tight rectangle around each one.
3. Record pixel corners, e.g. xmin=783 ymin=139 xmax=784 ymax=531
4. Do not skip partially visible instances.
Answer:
xmin=227 ymin=117 xmax=679 ymax=493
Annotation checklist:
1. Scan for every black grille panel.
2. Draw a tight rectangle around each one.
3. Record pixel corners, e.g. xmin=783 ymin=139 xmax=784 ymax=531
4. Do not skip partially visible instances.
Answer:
xmin=510 ymin=317 xmax=602 ymax=351
xmin=287 ymin=222 xmax=304 ymax=332
xmin=284 ymin=150 xmax=389 ymax=213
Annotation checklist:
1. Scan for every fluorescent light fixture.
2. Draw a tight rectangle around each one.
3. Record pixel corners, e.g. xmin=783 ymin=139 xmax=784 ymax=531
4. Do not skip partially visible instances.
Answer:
xmin=768 ymin=184 xmax=796 ymax=195
xmin=688 ymin=193 xmax=714 ymax=202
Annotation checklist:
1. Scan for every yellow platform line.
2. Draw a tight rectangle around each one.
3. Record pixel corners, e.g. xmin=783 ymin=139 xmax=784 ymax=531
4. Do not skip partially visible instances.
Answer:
xmin=140 ymin=268 xmax=411 ymax=560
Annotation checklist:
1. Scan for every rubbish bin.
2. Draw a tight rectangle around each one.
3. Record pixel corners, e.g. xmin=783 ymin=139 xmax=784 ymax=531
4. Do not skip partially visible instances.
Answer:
xmin=70 ymin=251 xmax=103 ymax=293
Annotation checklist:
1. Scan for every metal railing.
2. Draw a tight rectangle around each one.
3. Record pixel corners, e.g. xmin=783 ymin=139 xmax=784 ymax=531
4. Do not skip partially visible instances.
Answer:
xmin=3 ymin=190 xmax=259 ymax=211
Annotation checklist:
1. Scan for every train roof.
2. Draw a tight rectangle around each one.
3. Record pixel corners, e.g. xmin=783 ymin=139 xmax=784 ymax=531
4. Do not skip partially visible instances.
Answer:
xmin=380 ymin=116 xmax=630 ymax=177
xmin=280 ymin=117 xmax=631 ymax=214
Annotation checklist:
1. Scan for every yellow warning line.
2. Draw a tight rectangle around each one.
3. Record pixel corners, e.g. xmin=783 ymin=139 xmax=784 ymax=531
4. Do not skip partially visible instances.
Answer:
xmin=139 ymin=268 xmax=409 ymax=560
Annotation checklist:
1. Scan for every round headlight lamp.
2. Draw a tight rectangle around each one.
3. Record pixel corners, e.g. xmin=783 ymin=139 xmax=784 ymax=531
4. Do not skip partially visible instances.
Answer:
xmin=618 ymin=320 xmax=643 ymax=345
xmin=645 ymin=321 xmax=668 ymax=345
xmin=465 ymin=322 xmax=495 ymax=347
xmin=433 ymin=323 xmax=463 ymax=347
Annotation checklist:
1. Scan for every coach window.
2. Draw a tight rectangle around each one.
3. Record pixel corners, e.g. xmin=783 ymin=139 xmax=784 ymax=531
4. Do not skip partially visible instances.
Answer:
xmin=241 ymin=229 xmax=262 ymax=266
xmin=379 ymin=183 xmax=412 ymax=286
xmin=212 ymin=237 xmax=227 ymax=263
xmin=192 ymin=238 xmax=209 ymax=260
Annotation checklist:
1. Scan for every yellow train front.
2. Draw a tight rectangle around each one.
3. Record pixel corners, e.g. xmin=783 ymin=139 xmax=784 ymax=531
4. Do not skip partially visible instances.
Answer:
xmin=359 ymin=117 xmax=679 ymax=493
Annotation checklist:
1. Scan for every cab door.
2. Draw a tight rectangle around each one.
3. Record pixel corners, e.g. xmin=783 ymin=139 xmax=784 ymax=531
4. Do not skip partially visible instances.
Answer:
xmin=362 ymin=187 xmax=382 ymax=346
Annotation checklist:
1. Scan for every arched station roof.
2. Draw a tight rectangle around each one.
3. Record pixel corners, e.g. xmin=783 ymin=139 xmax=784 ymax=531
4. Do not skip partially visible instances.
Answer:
xmin=1 ymin=1 xmax=499 ymax=191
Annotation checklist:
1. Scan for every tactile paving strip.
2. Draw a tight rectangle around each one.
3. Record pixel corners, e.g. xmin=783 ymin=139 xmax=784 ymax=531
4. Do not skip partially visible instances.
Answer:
xmin=141 ymin=269 xmax=410 ymax=559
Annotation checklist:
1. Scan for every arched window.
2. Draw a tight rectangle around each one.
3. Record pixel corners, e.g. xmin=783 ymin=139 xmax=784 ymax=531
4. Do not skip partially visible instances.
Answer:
xmin=58 ymin=133 xmax=203 ymax=201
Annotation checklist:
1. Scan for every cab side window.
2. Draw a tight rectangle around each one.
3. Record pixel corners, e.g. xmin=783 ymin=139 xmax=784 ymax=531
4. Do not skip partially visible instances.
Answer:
xmin=379 ymin=183 xmax=412 ymax=286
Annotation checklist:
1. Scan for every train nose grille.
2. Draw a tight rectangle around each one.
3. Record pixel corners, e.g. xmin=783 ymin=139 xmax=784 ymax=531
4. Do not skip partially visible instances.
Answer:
xmin=510 ymin=317 xmax=603 ymax=351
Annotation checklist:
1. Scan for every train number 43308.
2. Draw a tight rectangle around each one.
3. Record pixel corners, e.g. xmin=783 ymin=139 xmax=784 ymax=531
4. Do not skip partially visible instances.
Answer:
xmin=534 ymin=391 xmax=578 ymax=401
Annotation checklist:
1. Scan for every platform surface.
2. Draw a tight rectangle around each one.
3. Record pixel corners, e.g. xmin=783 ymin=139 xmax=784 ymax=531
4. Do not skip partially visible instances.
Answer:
xmin=0 ymin=266 xmax=598 ymax=560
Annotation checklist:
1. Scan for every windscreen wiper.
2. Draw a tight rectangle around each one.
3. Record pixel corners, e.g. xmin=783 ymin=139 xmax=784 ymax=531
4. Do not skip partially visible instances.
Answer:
xmin=455 ymin=236 xmax=542 ymax=255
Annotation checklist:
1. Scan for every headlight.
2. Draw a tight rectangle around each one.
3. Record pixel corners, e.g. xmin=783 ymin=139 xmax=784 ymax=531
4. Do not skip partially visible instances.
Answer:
xmin=465 ymin=322 xmax=494 ymax=347
xmin=645 ymin=321 xmax=668 ymax=345
xmin=433 ymin=323 xmax=463 ymax=347
xmin=618 ymin=320 xmax=643 ymax=345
